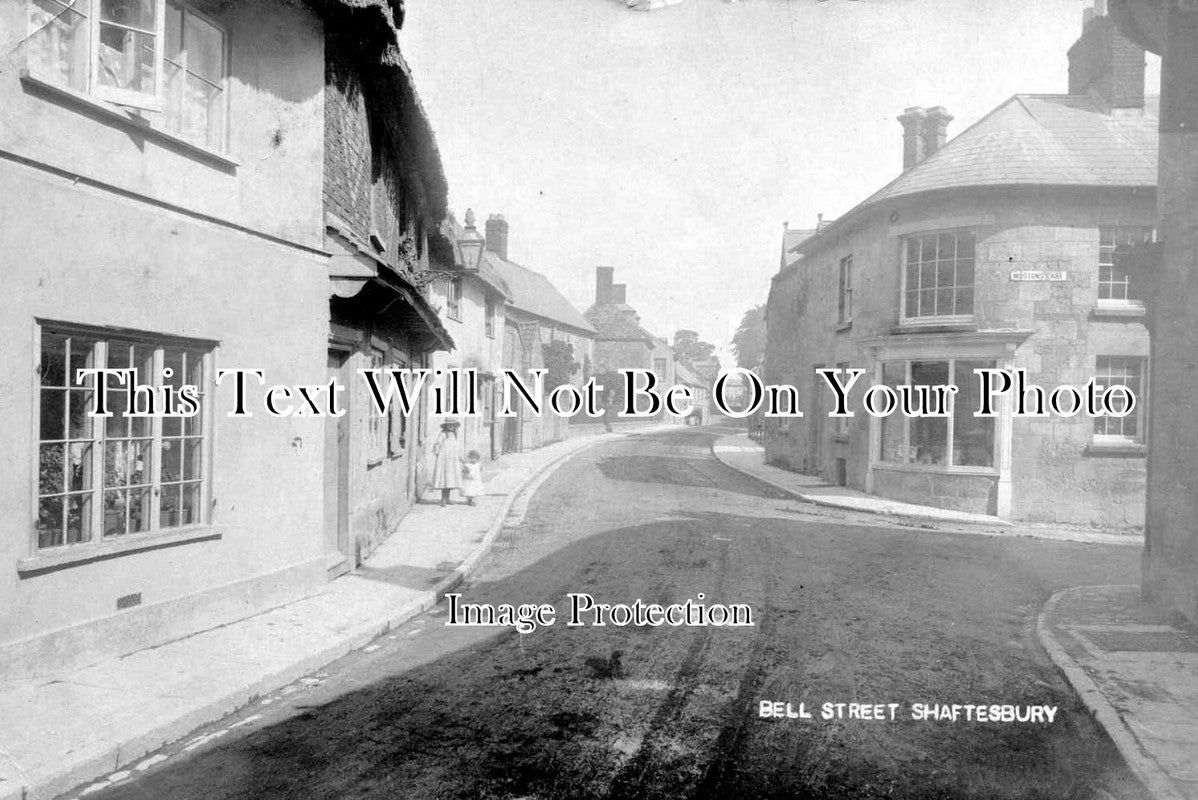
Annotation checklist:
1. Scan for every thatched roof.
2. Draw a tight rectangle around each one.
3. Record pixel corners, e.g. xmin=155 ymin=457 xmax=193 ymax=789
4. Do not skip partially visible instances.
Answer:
xmin=306 ymin=0 xmax=449 ymax=221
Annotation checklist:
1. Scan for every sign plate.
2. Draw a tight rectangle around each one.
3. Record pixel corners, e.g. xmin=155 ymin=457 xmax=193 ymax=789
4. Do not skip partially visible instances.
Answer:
xmin=1010 ymin=270 xmax=1067 ymax=282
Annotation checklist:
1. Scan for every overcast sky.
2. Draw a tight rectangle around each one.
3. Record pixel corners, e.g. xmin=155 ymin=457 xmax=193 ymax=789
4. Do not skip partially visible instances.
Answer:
xmin=401 ymin=0 xmax=1161 ymax=363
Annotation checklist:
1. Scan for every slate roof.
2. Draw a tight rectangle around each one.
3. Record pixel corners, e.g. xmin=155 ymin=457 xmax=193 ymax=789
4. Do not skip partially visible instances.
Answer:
xmin=799 ymin=93 xmax=1158 ymax=255
xmin=674 ymin=361 xmax=706 ymax=389
xmin=586 ymin=305 xmax=658 ymax=343
xmin=487 ymin=254 xmax=597 ymax=336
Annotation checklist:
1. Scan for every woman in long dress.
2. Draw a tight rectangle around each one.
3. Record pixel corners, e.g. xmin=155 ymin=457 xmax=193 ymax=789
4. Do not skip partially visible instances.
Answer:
xmin=431 ymin=420 xmax=464 ymax=506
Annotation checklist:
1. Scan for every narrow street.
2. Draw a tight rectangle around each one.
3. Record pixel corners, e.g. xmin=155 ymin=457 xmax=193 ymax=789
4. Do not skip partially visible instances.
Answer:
xmin=87 ymin=427 xmax=1146 ymax=800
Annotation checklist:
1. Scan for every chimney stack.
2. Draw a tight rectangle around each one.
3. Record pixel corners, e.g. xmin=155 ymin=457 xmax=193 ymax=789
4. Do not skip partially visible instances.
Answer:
xmin=485 ymin=214 xmax=509 ymax=261
xmin=922 ymin=106 xmax=953 ymax=159
xmin=898 ymin=107 xmax=927 ymax=171
xmin=596 ymin=266 xmax=614 ymax=305
xmin=612 ymin=284 xmax=627 ymax=305
xmin=1067 ymin=0 xmax=1145 ymax=109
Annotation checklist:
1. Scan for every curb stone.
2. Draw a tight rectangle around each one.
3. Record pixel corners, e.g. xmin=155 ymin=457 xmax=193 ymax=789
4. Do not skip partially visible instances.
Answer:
xmin=41 ymin=424 xmax=678 ymax=800
xmin=1036 ymin=586 xmax=1187 ymax=800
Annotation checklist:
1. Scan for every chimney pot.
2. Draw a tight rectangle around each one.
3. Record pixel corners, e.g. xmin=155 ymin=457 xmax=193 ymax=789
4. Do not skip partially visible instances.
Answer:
xmin=485 ymin=214 xmax=509 ymax=261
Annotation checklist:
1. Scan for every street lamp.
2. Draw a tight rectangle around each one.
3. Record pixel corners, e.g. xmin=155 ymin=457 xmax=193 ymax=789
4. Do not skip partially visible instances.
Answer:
xmin=457 ymin=208 xmax=485 ymax=273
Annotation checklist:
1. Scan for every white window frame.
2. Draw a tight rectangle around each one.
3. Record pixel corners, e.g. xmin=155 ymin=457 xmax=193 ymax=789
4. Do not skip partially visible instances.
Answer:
xmin=1092 ymin=356 xmax=1146 ymax=445
xmin=876 ymin=357 xmax=998 ymax=471
xmin=33 ymin=322 xmax=215 ymax=553
xmin=900 ymin=229 xmax=976 ymax=325
xmin=26 ymin=0 xmax=230 ymax=146
xmin=1097 ymin=225 xmax=1154 ymax=310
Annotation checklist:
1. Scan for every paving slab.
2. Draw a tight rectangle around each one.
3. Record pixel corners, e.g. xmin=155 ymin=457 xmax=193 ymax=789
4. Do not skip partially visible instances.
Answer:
xmin=1039 ymin=585 xmax=1198 ymax=800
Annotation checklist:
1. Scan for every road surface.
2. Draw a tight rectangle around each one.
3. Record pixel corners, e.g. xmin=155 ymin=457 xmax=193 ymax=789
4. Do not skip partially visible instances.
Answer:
xmin=85 ymin=427 xmax=1146 ymax=800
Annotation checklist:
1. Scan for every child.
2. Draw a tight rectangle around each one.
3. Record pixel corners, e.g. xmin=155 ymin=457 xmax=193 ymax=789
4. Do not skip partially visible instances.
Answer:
xmin=461 ymin=450 xmax=484 ymax=506
xmin=431 ymin=420 xmax=463 ymax=506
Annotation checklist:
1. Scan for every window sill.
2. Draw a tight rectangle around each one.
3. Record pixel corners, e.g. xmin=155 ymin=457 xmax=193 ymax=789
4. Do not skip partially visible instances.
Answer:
xmin=1092 ymin=302 xmax=1147 ymax=320
xmin=873 ymin=462 xmax=998 ymax=477
xmin=20 ymin=70 xmax=239 ymax=171
xmin=1084 ymin=442 xmax=1147 ymax=458
xmin=18 ymin=525 xmax=222 ymax=577
xmin=836 ymin=320 xmax=853 ymax=333
xmin=894 ymin=317 xmax=977 ymax=334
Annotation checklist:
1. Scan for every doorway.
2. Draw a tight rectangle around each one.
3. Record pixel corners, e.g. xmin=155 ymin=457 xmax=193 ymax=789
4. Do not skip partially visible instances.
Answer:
xmin=323 ymin=349 xmax=352 ymax=577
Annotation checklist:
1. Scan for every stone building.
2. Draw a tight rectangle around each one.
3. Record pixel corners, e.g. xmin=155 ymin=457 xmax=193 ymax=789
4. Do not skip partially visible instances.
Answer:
xmin=1112 ymin=0 xmax=1198 ymax=622
xmin=586 ymin=267 xmax=680 ymax=420
xmin=762 ymin=8 xmax=1155 ymax=525
xmin=0 ymin=0 xmax=451 ymax=678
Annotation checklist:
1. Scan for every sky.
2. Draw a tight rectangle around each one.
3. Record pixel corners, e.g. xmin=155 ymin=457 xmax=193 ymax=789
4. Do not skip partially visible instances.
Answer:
xmin=400 ymin=0 xmax=1161 ymax=364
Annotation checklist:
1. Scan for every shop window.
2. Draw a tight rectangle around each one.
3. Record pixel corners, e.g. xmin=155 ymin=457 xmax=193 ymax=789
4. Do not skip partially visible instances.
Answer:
xmin=878 ymin=358 xmax=996 ymax=468
xmin=36 ymin=325 xmax=212 ymax=550
xmin=901 ymin=230 xmax=975 ymax=321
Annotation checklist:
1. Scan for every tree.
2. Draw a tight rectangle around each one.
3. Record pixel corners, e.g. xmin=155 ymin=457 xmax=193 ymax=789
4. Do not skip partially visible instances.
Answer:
xmin=541 ymin=340 xmax=580 ymax=386
xmin=672 ymin=329 xmax=716 ymax=369
xmin=731 ymin=305 xmax=766 ymax=369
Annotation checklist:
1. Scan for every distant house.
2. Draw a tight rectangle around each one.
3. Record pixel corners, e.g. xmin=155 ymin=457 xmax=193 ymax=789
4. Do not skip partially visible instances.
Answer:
xmin=423 ymin=210 xmax=511 ymax=465
xmin=763 ymin=7 xmax=1154 ymax=524
xmin=484 ymin=216 xmax=597 ymax=452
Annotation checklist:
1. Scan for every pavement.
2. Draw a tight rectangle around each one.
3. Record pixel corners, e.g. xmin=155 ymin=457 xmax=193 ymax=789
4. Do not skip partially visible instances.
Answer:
xmin=0 ymin=422 xmax=679 ymax=800
xmin=713 ymin=431 xmax=1198 ymax=800
xmin=712 ymin=433 xmax=1144 ymax=546
xmin=1039 ymin=586 xmax=1198 ymax=800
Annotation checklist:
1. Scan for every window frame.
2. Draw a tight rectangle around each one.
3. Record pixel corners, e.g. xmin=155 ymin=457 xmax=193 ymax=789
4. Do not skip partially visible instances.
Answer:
xmin=446 ymin=277 xmax=463 ymax=321
xmin=31 ymin=322 xmax=216 ymax=555
xmin=899 ymin=229 xmax=976 ymax=325
xmin=1097 ymin=225 xmax=1154 ymax=309
xmin=876 ymin=357 xmax=998 ymax=471
xmin=837 ymin=255 xmax=853 ymax=325
xmin=25 ymin=0 xmax=231 ymax=150
xmin=1092 ymin=355 xmax=1147 ymax=445
xmin=484 ymin=295 xmax=496 ymax=339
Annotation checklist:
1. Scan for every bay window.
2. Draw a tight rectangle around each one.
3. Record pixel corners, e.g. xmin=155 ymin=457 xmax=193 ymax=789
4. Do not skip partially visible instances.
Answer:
xmin=26 ymin=0 xmax=228 ymax=149
xmin=879 ymin=358 xmax=996 ymax=468
xmin=36 ymin=325 xmax=212 ymax=551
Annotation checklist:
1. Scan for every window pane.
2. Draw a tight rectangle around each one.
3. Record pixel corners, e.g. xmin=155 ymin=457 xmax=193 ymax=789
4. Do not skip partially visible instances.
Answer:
xmin=27 ymin=0 xmax=89 ymax=91
xmin=100 ymin=0 xmax=156 ymax=29
xmin=165 ymin=1 xmax=182 ymax=58
xmin=41 ymin=388 xmax=66 ymax=441
xmin=68 ymin=335 xmax=97 ymax=388
xmin=181 ymin=482 xmax=202 ymax=525
xmin=40 ymin=443 xmax=65 ymax=496
xmin=879 ymin=363 xmax=906 ymax=462
xmin=105 ymin=441 xmax=131 ymax=487
xmin=956 ymin=288 xmax=974 ymax=316
xmin=956 ymin=234 xmax=974 ymax=259
xmin=106 ymin=391 xmax=129 ymax=437
xmin=184 ymin=11 xmax=223 ymax=82
xmin=160 ymin=484 xmax=182 ymax=528
xmin=68 ymin=390 xmax=94 ymax=439
xmin=37 ymin=496 xmax=65 ymax=549
xmin=103 ymin=489 xmax=128 ymax=538
xmin=97 ymin=25 xmax=156 ymax=94
xmin=921 ymin=235 xmax=938 ymax=261
xmin=67 ymin=492 xmax=92 ymax=543
xmin=937 ymin=233 xmax=956 ymax=259
xmin=185 ymin=74 xmax=224 ymax=147
xmin=68 ymin=441 xmax=94 ymax=492
xmin=182 ymin=437 xmax=202 ymax=480
xmin=129 ymin=487 xmax=153 ymax=533
xmin=41 ymin=333 xmax=67 ymax=387
xmin=161 ymin=438 xmax=183 ymax=482
xmin=953 ymin=360 xmax=996 ymax=466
